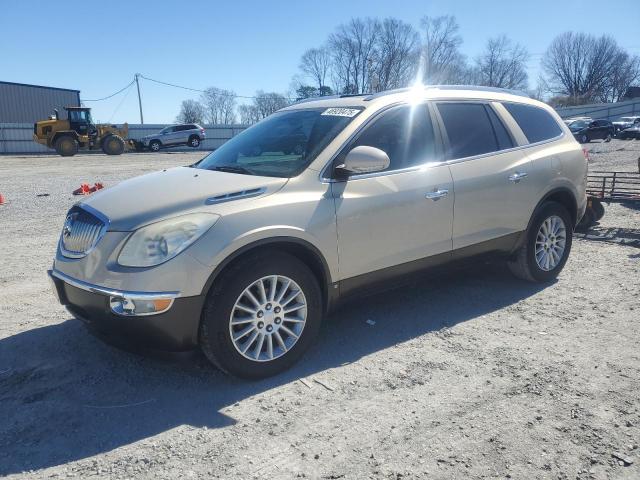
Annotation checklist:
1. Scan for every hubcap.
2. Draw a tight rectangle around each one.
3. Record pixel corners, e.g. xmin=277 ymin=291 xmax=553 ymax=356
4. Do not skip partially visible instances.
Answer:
xmin=535 ymin=215 xmax=567 ymax=271
xmin=229 ymin=275 xmax=307 ymax=362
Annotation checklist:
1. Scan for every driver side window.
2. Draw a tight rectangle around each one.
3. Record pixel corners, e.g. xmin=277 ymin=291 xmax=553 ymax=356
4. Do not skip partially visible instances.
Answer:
xmin=346 ymin=104 xmax=438 ymax=172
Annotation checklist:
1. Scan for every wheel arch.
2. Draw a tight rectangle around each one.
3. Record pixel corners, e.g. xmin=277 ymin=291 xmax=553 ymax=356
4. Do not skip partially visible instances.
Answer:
xmin=538 ymin=187 xmax=578 ymax=228
xmin=200 ymin=237 xmax=334 ymax=314
xmin=51 ymin=131 xmax=79 ymax=147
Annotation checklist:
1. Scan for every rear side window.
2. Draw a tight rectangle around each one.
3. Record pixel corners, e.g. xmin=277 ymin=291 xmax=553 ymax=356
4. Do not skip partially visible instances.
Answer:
xmin=503 ymin=102 xmax=563 ymax=143
xmin=437 ymin=103 xmax=510 ymax=159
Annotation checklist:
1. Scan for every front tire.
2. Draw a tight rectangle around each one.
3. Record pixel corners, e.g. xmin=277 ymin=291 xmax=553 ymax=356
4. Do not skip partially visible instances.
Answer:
xmin=199 ymin=251 xmax=322 ymax=379
xmin=149 ymin=140 xmax=161 ymax=152
xmin=102 ymin=135 xmax=125 ymax=155
xmin=508 ymin=201 xmax=573 ymax=282
xmin=604 ymin=133 xmax=612 ymax=142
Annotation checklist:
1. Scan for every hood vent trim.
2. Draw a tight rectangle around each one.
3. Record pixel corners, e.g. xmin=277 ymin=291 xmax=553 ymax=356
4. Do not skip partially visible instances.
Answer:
xmin=205 ymin=187 xmax=266 ymax=205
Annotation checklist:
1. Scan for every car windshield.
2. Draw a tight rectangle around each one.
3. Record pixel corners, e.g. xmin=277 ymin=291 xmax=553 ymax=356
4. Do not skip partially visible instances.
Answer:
xmin=568 ymin=120 xmax=588 ymax=130
xmin=196 ymin=107 xmax=363 ymax=178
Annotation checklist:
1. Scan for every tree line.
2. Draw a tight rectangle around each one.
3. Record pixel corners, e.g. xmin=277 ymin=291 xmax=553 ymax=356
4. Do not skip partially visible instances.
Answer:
xmin=176 ymin=15 xmax=640 ymax=124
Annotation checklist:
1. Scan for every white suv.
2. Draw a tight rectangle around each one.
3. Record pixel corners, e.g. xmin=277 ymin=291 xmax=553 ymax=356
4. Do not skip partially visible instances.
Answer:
xmin=49 ymin=86 xmax=588 ymax=379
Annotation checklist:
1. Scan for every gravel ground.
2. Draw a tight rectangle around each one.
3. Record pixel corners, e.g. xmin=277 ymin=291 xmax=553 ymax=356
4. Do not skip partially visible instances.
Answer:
xmin=0 ymin=140 xmax=639 ymax=480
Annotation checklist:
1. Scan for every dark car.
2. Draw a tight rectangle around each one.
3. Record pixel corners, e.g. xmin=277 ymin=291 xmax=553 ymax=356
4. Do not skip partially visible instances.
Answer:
xmin=617 ymin=124 xmax=640 ymax=140
xmin=566 ymin=119 xmax=614 ymax=143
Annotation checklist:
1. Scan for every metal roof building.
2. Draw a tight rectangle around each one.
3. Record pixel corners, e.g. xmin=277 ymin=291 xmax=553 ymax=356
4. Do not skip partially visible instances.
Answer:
xmin=0 ymin=81 xmax=80 ymax=123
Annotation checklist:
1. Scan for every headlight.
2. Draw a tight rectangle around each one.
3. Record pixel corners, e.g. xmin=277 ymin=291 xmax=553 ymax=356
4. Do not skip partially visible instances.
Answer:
xmin=118 ymin=213 xmax=219 ymax=267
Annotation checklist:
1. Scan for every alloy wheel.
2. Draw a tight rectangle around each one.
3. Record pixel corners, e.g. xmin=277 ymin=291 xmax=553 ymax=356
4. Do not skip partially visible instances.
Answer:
xmin=535 ymin=215 xmax=567 ymax=271
xmin=229 ymin=275 xmax=307 ymax=362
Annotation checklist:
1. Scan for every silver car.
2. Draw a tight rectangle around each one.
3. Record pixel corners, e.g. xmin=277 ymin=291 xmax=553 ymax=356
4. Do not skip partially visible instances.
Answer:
xmin=49 ymin=86 xmax=587 ymax=379
xmin=139 ymin=124 xmax=206 ymax=151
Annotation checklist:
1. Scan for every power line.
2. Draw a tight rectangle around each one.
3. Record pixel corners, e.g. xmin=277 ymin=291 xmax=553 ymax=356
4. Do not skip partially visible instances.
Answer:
xmin=139 ymin=74 xmax=296 ymax=100
xmin=81 ymin=80 xmax=135 ymax=102
xmin=107 ymin=82 xmax=135 ymax=123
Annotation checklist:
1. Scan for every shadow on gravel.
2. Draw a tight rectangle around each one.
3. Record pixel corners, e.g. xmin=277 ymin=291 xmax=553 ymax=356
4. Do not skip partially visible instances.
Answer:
xmin=575 ymin=225 xmax=640 ymax=248
xmin=0 ymin=262 xmax=546 ymax=475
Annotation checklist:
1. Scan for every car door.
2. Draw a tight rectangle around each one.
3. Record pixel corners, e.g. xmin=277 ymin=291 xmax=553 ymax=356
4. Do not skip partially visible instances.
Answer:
xmin=175 ymin=125 xmax=191 ymax=145
xmin=163 ymin=126 xmax=180 ymax=145
xmin=589 ymin=121 xmax=604 ymax=140
xmin=331 ymin=103 xmax=454 ymax=281
xmin=436 ymin=101 xmax=537 ymax=250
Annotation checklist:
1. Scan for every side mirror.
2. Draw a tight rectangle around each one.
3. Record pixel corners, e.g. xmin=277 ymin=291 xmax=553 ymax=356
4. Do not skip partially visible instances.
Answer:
xmin=336 ymin=146 xmax=390 ymax=177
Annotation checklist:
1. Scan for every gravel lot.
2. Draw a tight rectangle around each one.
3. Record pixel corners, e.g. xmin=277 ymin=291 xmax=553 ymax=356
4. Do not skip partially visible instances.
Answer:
xmin=0 ymin=141 xmax=639 ymax=480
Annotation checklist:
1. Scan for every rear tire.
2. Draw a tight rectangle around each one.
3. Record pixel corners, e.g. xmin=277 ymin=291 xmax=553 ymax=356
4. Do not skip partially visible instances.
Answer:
xmin=188 ymin=135 xmax=201 ymax=148
xmin=580 ymin=134 xmax=589 ymax=144
xmin=55 ymin=136 xmax=79 ymax=157
xmin=604 ymin=133 xmax=612 ymax=142
xmin=102 ymin=135 xmax=125 ymax=155
xmin=199 ymin=251 xmax=322 ymax=379
xmin=508 ymin=201 xmax=573 ymax=282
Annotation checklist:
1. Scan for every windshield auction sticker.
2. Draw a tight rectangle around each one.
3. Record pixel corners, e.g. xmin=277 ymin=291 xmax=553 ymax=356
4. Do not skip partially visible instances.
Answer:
xmin=321 ymin=108 xmax=360 ymax=117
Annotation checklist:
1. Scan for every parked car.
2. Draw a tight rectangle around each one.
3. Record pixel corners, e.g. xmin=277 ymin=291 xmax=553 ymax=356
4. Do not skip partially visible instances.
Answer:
xmin=48 ymin=86 xmax=587 ymax=379
xmin=612 ymin=116 xmax=640 ymax=133
xmin=566 ymin=118 xmax=614 ymax=143
xmin=617 ymin=124 xmax=640 ymax=140
xmin=137 ymin=124 xmax=206 ymax=151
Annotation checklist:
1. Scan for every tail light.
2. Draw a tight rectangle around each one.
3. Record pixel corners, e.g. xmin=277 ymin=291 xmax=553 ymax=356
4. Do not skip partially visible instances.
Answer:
xmin=200 ymin=128 xmax=205 ymax=134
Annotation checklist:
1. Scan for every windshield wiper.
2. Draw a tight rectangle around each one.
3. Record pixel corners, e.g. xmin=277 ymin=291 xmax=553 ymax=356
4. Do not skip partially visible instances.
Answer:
xmin=210 ymin=165 xmax=254 ymax=175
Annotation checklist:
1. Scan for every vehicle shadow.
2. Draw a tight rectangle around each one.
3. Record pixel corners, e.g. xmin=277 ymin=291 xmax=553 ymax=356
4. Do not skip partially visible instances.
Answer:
xmin=575 ymin=225 xmax=640 ymax=248
xmin=0 ymin=262 xmax=546 ymax=475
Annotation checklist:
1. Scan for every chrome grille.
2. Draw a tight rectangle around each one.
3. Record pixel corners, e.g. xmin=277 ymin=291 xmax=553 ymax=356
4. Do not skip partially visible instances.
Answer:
xmin=60 ymin=207 xmax=106 ymax=258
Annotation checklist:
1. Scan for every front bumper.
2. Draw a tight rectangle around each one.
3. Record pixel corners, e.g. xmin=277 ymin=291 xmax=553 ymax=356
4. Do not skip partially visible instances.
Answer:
xmin=49 ymin=269 xmax=204 ymax=351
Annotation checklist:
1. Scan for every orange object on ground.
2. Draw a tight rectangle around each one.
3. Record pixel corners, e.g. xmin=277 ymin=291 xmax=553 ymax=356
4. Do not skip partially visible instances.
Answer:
xmin=90 ymin=182 xmax=104 ymax=192
xmin=0 ymin=193 xmax=5 ymax=205
xmin=73 ymin=183 xmax=92 ymax=195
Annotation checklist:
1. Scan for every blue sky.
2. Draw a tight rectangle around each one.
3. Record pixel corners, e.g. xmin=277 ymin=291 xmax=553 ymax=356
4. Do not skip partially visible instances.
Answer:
xmin=1 ymin=0 xmax=638 ymax=123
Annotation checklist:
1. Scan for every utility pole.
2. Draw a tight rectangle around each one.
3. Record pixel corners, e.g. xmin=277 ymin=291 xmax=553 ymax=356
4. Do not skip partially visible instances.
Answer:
xmin=134 ymin=73 xmax=144 ymax=124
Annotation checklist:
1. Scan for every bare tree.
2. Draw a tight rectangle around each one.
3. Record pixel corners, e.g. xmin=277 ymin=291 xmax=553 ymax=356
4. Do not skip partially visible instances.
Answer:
xmin=175 ymin=99 xmax=205 ymax=124
xmin=300 ymin=47 xmax=332 ymax=93
xmin=542 ymin=32 xmax=620 ymax=102
xmin=328 ymin=18 xmax=380 ymax=93
xmin=601 ymin=51 xmax=640 ymax=102
xmin=201 ymin=87 xmax=237 ymax=124
xmin=238 ymin=104 xmax=260 ymax=125
xmin=370 ymin=18 xmax=420 ymax=91
xmin=474 ymin=35 xmax=529 ymax=90
xmin=419 ymin=15 xmax=467 ymax=84
xmin=253 ymin=91 xmax=290 ymax=119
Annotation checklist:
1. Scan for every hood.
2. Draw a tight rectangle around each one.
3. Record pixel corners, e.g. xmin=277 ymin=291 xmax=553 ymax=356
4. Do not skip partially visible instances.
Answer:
xmin=80 ymin=167 xmax=288 ymax=231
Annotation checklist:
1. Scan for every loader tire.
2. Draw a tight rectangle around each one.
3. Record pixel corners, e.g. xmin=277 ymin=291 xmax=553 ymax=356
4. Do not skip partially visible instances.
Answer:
xmin=55 ymin=136 xmax=79 ymax=157
xmin=102 ymin=135 xmax=125 ymax=155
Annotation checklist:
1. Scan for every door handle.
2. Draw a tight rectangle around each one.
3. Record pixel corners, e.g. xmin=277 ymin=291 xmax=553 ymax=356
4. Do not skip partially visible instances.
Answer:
xmin=425 ymin=189 xmax=449 ymax=200
xmin=508 ymin=172 xmax=528 ymax=183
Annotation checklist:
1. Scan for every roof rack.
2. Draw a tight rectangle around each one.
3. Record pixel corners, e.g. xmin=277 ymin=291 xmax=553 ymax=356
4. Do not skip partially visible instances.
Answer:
xmin=364 ymin=85 xmax=530 ymax=101
xmin=292 ymin=92 xmax=371 ymax=105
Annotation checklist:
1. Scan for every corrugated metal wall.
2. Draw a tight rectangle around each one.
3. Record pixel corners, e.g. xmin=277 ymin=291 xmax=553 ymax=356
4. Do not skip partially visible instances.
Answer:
xmin=0 ymin=123 xmax=246 ymax=154
xmin=555 ymin=99 xmax=640 ymax=120
xmin=0 ymin=82 xmax=81 ymax=123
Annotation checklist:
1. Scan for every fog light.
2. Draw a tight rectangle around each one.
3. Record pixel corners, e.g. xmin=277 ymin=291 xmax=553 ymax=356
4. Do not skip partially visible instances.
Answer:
xmin=109 ymin=296 xmax=174 ymax=316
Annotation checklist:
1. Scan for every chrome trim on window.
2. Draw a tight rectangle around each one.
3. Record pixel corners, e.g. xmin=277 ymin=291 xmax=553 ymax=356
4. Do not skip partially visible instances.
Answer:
xmin=49 ymin=269 xmax=181 ymax=300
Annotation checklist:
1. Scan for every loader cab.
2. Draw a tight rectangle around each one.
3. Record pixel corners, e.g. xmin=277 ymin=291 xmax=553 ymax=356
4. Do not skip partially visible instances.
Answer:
xmin=65 ymin=107 xmax=95 ymax=136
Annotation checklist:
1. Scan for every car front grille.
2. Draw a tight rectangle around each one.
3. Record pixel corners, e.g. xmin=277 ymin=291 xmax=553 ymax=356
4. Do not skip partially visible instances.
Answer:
xmin=60 ymin=207 xmax=106 ymax=258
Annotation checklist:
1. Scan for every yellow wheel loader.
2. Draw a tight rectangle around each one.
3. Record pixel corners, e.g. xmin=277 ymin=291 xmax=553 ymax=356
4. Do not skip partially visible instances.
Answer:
xmin=33 ymin=107 xmax=132 ymax=156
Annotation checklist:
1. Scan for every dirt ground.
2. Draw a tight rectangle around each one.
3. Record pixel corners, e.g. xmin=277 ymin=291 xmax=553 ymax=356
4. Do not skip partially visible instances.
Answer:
xmin=0 ymin=141 xmax=639 ymax=480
